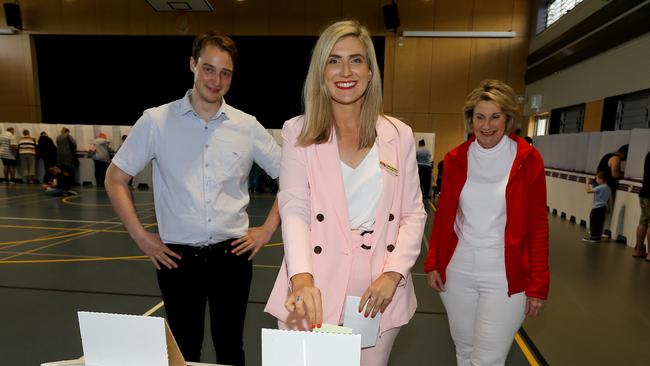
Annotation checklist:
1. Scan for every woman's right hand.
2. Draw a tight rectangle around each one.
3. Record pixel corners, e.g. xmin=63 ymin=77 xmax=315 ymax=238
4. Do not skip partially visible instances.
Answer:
xmin=285 ymin=273 xmax=323 ymax=328
xmin=426 ymin=270 xmax=445 ymax=292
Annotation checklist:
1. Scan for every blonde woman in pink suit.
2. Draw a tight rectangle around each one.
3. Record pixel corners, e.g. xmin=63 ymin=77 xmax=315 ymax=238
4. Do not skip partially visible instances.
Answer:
xmin=264 ymin=20 xmax=426 ymax=365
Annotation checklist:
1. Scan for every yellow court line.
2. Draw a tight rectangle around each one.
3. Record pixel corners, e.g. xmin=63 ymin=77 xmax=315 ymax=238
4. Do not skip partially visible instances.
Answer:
xmin=0 ymin=212 xmax=156 ymax=258
xmin=515 ymin=333 xmax=539 ymax=366
xmin=0 ymin=231 xmax=93 ymax=245
xmin=0 ymin=255 xmax=148 ymax=264
xmin=61 ymin=194 xmax=153 ymax=207
xmin=0 ymin=192 xmax=43 ymax=202
xmin=0 ymin=216 xmax=125 ymax=225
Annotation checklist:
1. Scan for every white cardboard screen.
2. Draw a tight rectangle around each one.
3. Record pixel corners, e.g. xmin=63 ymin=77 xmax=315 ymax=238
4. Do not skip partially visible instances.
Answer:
xmin=78 ymin=311 xmax=183 ymax=366
xmin=262 ymin=328 xmax=361 ymax=366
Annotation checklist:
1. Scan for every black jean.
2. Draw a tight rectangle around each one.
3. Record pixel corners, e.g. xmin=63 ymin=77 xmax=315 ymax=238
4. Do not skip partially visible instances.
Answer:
xmin=589 ymin=206 xmax=607 ymax=239
xmin=157 ymin=240 xmax=252 ymax=365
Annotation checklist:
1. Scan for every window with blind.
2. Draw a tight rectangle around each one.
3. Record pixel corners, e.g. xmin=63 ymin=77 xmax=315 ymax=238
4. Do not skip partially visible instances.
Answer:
xmin=536 ymin=0 xmax=585 ymax=34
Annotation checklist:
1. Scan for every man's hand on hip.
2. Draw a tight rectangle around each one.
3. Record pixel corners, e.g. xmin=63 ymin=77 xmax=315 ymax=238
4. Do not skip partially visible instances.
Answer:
xmin=231 ymin=226 xmax=275 ymax=260
xmin=134 ymin=231 xmax=181 ymax=270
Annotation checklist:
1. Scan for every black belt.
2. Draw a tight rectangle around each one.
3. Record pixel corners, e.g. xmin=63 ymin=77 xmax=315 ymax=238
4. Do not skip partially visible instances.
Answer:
xmin=166 ymin=239 xmax=236 ymax=255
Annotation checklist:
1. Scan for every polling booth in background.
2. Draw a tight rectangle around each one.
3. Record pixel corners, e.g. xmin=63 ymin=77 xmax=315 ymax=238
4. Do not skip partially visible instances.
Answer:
xmin=2 ymin=123 xmax=435 ymax=194
xmin=534 ymin=129 xmax=650 ymax=246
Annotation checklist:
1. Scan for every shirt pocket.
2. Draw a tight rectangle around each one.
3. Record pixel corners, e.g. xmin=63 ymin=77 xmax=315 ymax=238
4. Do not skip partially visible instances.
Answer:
xmin=214 ymin=140 xmax=251 ymax=177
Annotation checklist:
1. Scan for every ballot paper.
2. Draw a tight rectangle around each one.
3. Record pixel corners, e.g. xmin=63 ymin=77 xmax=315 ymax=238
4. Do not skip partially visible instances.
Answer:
xmin=312 ymin=323 xmax=353 ymax=334
xmin=342 ymin=295 xmax=381 ymax=348
xmin=262 ymin=328 xmax=361 ymax=366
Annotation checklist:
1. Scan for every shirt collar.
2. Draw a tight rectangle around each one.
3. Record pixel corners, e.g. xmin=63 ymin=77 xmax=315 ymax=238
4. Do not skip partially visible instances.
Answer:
xmin=179 ymin=89 xmax=229 ymax=121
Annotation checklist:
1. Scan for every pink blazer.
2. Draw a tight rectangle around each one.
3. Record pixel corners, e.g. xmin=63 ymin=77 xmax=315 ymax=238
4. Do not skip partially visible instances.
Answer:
xmin=264 ymin=115 xmax=426 ymax=333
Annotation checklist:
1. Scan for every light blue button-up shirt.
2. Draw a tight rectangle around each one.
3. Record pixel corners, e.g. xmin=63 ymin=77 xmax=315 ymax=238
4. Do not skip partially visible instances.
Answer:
xmin=112 ymin=91 xmax=281 ymax=245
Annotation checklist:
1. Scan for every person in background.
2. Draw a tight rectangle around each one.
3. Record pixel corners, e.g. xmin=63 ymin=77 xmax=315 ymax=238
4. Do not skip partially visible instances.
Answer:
xmin=425 ymin=79 xmax=549 ymax=366
xmin=582 ymin=172 xmax=611 ymax=243
xmin=18 ymin=129 xmax=37 ymax=183
xmin=88 ymin=132 xmax=114 ymax=187
xmin=37 ymin=132 xmax=58 ymax=181
xmin=416 ymin=139 xmax=433 ymax=199
xmin=105 ymin=32 xmax=281 ymax=365
xmin=56 ymin=127 xmax=78 ymax=180
xmin=0 ymin=127 xmax=18 ymax=183
xmin=264 ymin=20 xmax=426 ymax=366
xmin=596 ymin=144 xmax=628 ymax=239
xmin=42 ymin=165 xmax=74 ymax=196
xmin=632 ymin=151 xmax=650 ymax=260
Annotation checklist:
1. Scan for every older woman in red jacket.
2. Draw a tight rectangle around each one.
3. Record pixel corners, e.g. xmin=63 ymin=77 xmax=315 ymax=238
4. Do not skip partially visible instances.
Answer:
xmin=424 ymin=79 xmax=549 ymax=366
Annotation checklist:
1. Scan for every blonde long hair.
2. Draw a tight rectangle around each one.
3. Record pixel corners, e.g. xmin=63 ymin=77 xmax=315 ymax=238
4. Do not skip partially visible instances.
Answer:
xmin=298 ymin=20 xmax=383 ymax=149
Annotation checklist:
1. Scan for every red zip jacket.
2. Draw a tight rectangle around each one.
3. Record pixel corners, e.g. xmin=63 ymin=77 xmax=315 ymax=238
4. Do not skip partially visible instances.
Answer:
xmin=424 ymin=133 xmax=550 ymax=300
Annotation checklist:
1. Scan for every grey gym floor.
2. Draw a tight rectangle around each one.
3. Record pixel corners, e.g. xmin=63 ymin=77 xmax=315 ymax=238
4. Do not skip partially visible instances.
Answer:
xmin=0 ymin=183 xmax=649 ymax=365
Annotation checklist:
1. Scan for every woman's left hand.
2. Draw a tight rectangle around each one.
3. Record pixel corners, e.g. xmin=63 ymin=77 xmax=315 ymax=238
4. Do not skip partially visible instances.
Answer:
xmin=359 ymin=272 xmax=402 ymax=318
xmin=525 ymin=297 xmax=546 ymax=317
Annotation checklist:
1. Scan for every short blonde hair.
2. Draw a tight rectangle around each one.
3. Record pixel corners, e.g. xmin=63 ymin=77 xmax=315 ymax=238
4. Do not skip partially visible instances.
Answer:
xmin=463 ymin=79 xmax=520 ymax=134
xmin=298 ymin=20 xmax=383 ymax=148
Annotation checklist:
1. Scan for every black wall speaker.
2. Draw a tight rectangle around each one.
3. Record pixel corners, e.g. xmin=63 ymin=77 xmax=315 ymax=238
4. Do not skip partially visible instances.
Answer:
xmin=382 ymin=3 xmax=400 ymax=30
xmin=3 ymin=3 xmax=22 ymax=30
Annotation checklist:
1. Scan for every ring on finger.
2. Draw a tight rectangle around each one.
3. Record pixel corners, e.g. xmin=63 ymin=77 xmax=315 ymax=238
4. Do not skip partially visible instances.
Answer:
xmin=295 ymin=295 xmax=302 ymax=302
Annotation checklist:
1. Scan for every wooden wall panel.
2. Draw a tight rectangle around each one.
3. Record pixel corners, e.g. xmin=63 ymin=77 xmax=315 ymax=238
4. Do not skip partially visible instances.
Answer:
xmin=392 ymin=38 xmax=432 ymax=113
xmin=62 ymin=0 xmax=100 ymax=34
xmin=583 ymin=100 xmax=604 ymax=132
xmin=269 ymin=0 xmax=305 ymax=35
xmin=343 ymin=0 xmax=383 ymax=34
xmin=0 ymin=36 xmax=29 ymax=106
xmin=382 ymin=36 xmax=396 ymax=113
xmin=513 ymin=0 xmax=532 ymax=37
xmin=21 ymin=0 xmax=63 ymax=33
xmin=467 ymin=38 xmax=510 ymax=89
xmin=233 ymin=0 xmax=269 ymax=35
xmin=432 ymin=113 xmax=466 ymax=162
xmin=473 ymin=0 xmax=514 ymax=31
xmin=98 ymin=0 xmax=130 ymax=34
xmin=429 ymin=39 xmax=471 ymax=114
xmin=198 ymin=0 xmax=234 ymax=35
xmin=390 ymin=112 xmax=432 ymax=133
xmin=304 ymin=0 xmax=341 ymax=34
xmin=434 ymin=0 xmax=473 ymax=31
xmin=507 ymin=37 xmax=529 ymax=93
xmin=397 ymin=0 xmax=435 ymax=31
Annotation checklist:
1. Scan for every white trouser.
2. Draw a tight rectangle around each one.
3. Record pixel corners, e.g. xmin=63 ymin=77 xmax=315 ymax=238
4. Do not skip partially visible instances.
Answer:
xmin=440 ymin=244 xmax=526 ymax=366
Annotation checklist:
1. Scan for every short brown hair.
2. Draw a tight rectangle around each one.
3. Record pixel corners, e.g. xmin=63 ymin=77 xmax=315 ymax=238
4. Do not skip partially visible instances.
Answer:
xmin=192 ymin=32 xmax=238 ymax=68
xmin=463 ymin=79 xmax=520 ymax=134
xmin=596 ymin=171 xmax=608 ymax=181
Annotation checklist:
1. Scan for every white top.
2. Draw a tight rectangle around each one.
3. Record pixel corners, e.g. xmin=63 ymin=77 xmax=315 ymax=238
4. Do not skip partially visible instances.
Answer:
xmin=112 ymin=91 xmax=281 ymax=245
xmin=340 ymin=142 xmax=383 ymax=231
xmin=454 ymin=136 xmax=516 ymax=248
xmin=0 ymin=131 xmax=17 ymax=159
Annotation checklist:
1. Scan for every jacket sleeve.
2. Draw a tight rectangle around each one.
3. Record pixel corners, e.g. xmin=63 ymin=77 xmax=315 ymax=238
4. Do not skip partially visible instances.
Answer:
xmin=525 ymin=150 xmax=550 ymax=299
xmin=424 ymin=153 xmax=451 ymax=273
xmin=277 ymin=118 xmax=313 ymax=280
xmin=384 ymin=125 xmax=427 ymax=278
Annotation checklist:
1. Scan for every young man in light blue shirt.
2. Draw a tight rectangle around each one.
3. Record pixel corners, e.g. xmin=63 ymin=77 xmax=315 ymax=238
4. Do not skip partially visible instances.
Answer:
xmin=105 ymin=32 xmax=281 ymax=365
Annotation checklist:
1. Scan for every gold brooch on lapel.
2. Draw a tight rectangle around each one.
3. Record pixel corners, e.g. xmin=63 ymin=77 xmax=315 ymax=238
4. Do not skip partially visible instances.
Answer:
xmin=380 ymin=161 xmax=399 ymax=176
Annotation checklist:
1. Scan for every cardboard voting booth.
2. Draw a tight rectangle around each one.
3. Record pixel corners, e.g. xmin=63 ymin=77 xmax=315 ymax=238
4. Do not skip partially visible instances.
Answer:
xmin=40 ymin=311 xmax=221 ymax=366
xmin=262 ymin=328 xmax=362 ymax=366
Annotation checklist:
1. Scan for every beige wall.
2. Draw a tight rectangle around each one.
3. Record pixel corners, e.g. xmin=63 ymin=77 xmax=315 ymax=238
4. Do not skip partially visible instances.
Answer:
xmin=0 ymin=0 xmax=531 ymax=163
